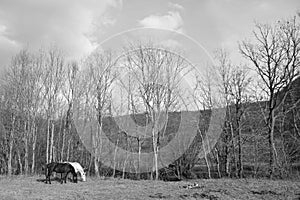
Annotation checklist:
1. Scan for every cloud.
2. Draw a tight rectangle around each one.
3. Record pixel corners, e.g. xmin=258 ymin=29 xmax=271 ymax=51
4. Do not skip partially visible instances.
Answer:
xmin=0 ymin=0 xmax=122 ymax=68
xmin=138 ymin=11 xmax=184 ymax=33
xmin=168 ymin=2 xmax=184 ymax=11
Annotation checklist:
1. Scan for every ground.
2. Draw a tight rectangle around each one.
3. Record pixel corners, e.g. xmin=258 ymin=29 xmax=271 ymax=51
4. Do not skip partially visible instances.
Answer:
xmin=0 ymin=176 xmax=299 ymax=200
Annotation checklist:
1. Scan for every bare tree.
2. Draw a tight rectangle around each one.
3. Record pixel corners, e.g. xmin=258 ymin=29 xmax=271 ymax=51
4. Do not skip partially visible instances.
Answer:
xmin=1 ymin=49 xmax=32 ymax=175
xmin=230 ymin=66 xmax=252 ymax=178
xmin=195 ymin=49 xmax=252 ymax=179
xmin=25 ymin=49 xmax=45 ymax=174
xmin=81 ymin=50 xmax=116 ymax=177
xmin=61 ymin=61 xmax=79 ymax=162
xmin=121 ymin=43 xmax=191 ymax=180
xmin=193 ymin=70 xmax=214 ymax=178
xmin=214 ymin=50 xmax=236 ymax=177
xmin=41 ymin=46 xmax=66 ymax=164
xmin=240 ymin=17 xmax=300 ymax=177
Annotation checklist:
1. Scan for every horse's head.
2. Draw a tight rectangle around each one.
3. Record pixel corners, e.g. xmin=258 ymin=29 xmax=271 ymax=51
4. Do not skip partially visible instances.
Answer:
xmin=81 ymin=168 xmax=88 ymax=182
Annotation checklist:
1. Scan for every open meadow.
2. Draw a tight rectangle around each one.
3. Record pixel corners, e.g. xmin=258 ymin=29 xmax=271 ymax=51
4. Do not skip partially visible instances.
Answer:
xmin=0 ymin=176 xmax=299 ymax=200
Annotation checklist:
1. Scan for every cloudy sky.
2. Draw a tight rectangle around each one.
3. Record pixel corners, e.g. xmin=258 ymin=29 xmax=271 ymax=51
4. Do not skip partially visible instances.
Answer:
xmin=0 ymin=0 xmax=299 ymax=71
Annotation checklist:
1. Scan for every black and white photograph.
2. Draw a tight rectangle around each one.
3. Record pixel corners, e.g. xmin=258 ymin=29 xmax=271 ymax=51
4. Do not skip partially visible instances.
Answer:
xmin=0 ymin=0 xmax=300 ymax=199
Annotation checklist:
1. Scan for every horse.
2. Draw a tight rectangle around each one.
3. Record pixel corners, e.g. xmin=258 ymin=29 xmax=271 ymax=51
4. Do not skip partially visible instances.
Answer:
xmin=45 ymin=162 xmax=78 ymax=184
xmin=64 ymin=162 xmax=87 ymax=182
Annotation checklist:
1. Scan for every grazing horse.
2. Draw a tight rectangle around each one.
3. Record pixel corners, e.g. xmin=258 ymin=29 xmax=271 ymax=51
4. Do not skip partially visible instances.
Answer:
xmin=45 ymin=162 xmax=77 ymax=184
xmin=64 ymin=162 xmax=87 ymax=182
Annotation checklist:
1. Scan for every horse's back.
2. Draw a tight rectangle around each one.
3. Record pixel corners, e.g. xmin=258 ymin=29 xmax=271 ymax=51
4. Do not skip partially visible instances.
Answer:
xmin=51 ymin=163 xmax=74 ymax=173
xmin=69 ymin=162 xmax=84 ymax=173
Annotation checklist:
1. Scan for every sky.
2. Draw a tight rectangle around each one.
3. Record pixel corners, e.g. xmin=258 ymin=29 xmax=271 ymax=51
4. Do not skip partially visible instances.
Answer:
xmin=0 ymin=0 xmax=300 ymax=72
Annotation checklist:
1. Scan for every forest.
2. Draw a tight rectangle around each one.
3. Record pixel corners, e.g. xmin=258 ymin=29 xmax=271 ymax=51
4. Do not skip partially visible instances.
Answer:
xmin=0 ymin=16 xmax=300 ymax=181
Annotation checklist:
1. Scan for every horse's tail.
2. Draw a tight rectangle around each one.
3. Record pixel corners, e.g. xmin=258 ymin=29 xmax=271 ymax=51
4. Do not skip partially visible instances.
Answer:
xmin=41 ymin=164 xmax=45 ymax=173
xmin=44 ymin=163 xmax=51 ymax=176
xmin=43 ymin=164 xmax=47 ymax=175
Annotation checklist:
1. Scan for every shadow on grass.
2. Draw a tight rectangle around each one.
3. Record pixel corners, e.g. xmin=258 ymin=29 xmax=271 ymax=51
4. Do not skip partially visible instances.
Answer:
xmin=36 ymin=176 xmax=77 ymax=183
xmin=36 ymin=176 xmax=61 ymax=183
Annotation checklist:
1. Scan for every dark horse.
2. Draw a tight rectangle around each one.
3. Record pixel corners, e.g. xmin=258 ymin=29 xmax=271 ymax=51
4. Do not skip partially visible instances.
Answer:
xmin=45 ymin=162 xmax=77 ymax=184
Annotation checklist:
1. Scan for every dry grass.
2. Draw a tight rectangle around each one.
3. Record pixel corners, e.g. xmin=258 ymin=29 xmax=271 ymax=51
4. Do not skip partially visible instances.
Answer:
xmin=0 ymin=175 xmax=299 ymax=200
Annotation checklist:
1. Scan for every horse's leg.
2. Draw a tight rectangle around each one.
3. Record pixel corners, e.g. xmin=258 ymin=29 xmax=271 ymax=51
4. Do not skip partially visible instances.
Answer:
xmin=60 ymin=173 xmax=64 ymax=184
xmin=66 ymin=172 xmax=70 ymax=183
xmin=47 ymin=170 xmax=52 ymax=184
xmin=63 ymin=172 xmax=68 ymax=184
xmin=45 ymin=167 xmax=48 ymax=184
xmin=73 ymin=172 xmax=76 ymax=183
xmin=45 ymin=174 xmax=48 ymax=184
xmin=60 ymin=175 xmax=63 ymax=184
xmin=72 ymin=173 xmax=76 ymax=183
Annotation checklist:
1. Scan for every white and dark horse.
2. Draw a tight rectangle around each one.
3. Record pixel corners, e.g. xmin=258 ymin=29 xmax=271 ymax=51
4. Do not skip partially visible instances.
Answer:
xmin=64 ymin=162 xmax=87 ymax=182
xmin=45 ymin=162 xmax=78 ymax=184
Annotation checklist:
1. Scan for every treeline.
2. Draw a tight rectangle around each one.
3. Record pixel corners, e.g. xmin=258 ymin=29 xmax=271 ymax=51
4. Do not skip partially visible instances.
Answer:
xmin=0 ymin=16 xmax=300 ymax=180
xmin=0 ymin=47 xmax=90 ymax=175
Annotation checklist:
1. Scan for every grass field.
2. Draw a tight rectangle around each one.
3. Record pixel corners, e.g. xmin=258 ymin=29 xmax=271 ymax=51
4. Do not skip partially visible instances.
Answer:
xmin=0 ymin=176 xmax=299 ymax=200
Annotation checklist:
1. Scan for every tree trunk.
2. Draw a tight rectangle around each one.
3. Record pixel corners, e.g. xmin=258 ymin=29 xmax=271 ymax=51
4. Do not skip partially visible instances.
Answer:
xmin=88 ymin=154 xmax=93 ymax=176
xmin=215 ymin=148 xmax=221 ymax=178
xmin=8 ymin=115 xmax=15 ymax=176
xmin=112 ymin=139 xmax=119 ymax=178
xmin=94 ymin=157 xmax=100 ymax=177
xmin=122 ymin=136 xmax=129 ymax=179
xmin=31 ymin=124 xmax=37 ymax=174
xmin=237 ymin=126 xmax=243 ymax=178
xmin=199 ymin=129 xmax=211 ymax=179
xmin=268 ymin=108 xmax=275 ymax=178
xmin=122 ymin=154 xmax=128 ymax=179
xmin=17 ymin=148 xmax=23 ymax=175
xmin=254 ymin=137 xmax=258 ymax=178
xmin=137 ymin=137 xmax=141 ymax=180
xmin=60 ymin=125 xmax=66 ymax=162
xmin=152 ymin=116 xmax=159 ymax=180
xmin=152 ymin=133 xmax=159 ymax=180
xmin=93 ymin=116 xmax=103 ymax=177
xmin=8 ymin=138 xmax=13 ymax=176
xmin=66 ymin=137 xmax=71 ymax=161
xmin=24 ymin=121 xmax=29 ymax=175
xmin=24 ymin=136 xmax=29 ymax=175
xmin=46 ymin=119 xmax=50 ymax=163
xmin=49 ymin=122 xmax=55 ymax=162
xmin=229 ymin=122 xmax=237 ymax=177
